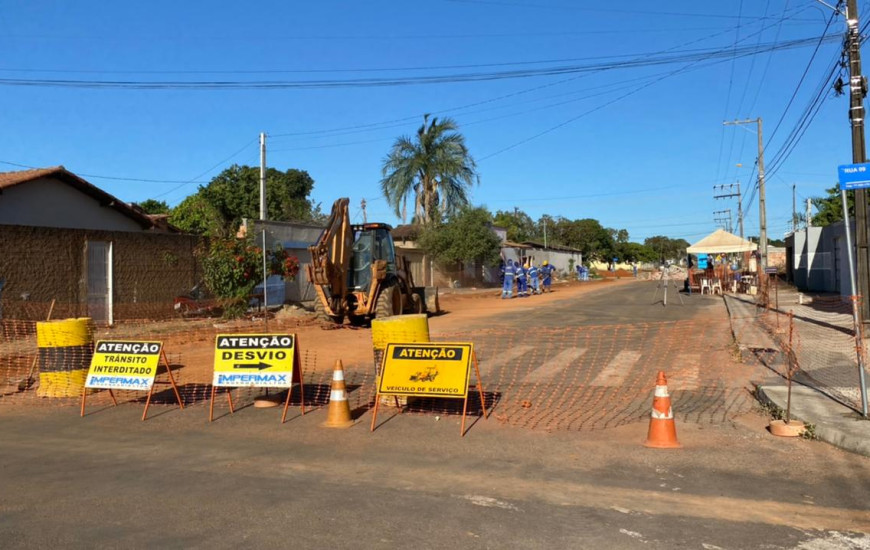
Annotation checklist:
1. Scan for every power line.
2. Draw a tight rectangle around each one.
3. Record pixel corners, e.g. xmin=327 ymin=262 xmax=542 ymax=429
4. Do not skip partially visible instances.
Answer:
xmin=269 ymin=4 xmax=813 ymax=145
xmin=442 ymin=0 xmax=819 ymax=21
xmin=0 ymin=159 xmax=210 ymax=184
xmin=765 ymin=5 xmax=839 ymax=147
xmin=479 ymin=9 xmax=816 ymax=162
xmin=0 ymin=35 xmax=837 ymax=91
xmin=1 ymin=138 xmax=259 ymax=200
xmin=150 ymin=139 xmax=259 ymax=199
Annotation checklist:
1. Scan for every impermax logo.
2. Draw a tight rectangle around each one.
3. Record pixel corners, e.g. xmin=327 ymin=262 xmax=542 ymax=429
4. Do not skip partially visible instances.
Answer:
xmin=217 ymin=374 xmax=288 ymax=384
xmin=89 ymin=376 xmax=150 ymax=386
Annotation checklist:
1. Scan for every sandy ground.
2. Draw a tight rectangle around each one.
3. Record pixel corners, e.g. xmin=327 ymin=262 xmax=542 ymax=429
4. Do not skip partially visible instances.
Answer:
xmin=168 ymin=278 xmax=633 ymax=381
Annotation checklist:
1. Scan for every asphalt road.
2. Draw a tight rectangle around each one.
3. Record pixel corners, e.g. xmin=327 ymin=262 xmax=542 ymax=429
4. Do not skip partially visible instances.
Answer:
xmin=2 ymin=282 xmax=869 ymax=549
xmin=469 ymin=279 xmax=724 ymax=328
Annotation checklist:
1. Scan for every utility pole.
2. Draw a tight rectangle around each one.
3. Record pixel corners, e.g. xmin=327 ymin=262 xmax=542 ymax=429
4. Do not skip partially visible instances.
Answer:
xmin=757 ymin=118 xmax=768 ymax=270
xmin=807 ymin=198 xmax=813 ymax=228
xmin=543 ymin=218 xmax=548 ymax=248
xmin=713 ymin=181 xmax=743 ymax=237
xmin=361 ymin=198 xmax=367 ymax=223
xmin=714 ymin=209 xmax=733 ymax=233
xmin=259 ymin=132 xmax=267 ymax=221
xmin=792 ymin=184 xmax=797 ymax=232
xmin=724 ymin=118 xmax=767 ymax=267
xmin=258 ymin=132 xmax=268 ymax=311
xmin=847 ymin=0 xmax=870 ymax=324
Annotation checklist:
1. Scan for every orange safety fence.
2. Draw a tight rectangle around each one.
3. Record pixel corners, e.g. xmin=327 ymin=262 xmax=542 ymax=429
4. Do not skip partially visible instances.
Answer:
xmin=0 ymin=300 xmax=776 ymax=431
xmin=727 ymin=280 xmax=869 ymax=415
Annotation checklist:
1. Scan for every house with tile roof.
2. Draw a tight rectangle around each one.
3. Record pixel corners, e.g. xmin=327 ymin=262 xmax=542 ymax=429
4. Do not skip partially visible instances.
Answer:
xmin=0 ymin=166 xmax=202 ymax=322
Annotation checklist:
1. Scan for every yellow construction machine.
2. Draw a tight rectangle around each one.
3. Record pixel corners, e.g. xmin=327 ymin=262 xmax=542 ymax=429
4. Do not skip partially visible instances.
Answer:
xmin=307 ymin=198 xmax=438 ymax=325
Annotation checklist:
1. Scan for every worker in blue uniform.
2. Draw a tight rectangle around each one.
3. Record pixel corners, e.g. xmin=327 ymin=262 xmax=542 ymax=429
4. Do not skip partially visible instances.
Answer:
xmin=528 ymin=262 xmax=540 ymax=295
xmin=541 ymin=260 xmax=554 ymax=293
xmin=501 ymin=259 xmax=516 ymax=299
xmin=516 ymin=262 xmax=528 ymax=297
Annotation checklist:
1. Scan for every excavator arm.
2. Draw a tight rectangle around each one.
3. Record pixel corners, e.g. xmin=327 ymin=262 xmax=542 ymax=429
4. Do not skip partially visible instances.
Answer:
xmin=306 ymin=198 xmax=353 ymax=317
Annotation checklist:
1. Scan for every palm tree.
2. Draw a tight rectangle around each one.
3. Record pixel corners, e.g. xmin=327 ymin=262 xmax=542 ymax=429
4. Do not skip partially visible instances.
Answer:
xmin=380 ymin=115 xmax=478 ymax=226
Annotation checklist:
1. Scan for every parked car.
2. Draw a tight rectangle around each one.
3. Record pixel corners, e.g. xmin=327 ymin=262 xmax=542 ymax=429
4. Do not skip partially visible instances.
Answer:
xmin=173 ymin=284 xmax=222 ymax=317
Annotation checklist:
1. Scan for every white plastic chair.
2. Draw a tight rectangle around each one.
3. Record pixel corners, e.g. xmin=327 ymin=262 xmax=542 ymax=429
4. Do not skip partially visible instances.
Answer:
xmin=711 ymin=279 xmax=723 ymax=295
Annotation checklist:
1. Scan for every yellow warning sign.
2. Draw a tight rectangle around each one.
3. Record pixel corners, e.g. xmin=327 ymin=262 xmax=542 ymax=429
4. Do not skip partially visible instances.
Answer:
xmin=213 ymin=334 xmax=295 ymax=388
xmin=378 ymin=343 xmax=473 ymax=398
xmin=85 ymin=341 xmax=163 ymax=391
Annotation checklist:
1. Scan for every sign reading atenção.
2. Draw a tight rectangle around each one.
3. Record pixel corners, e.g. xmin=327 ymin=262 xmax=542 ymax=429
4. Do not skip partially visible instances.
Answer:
xmin=213 ymin=334 xmax=296 ymax=388
xmin=378 ymin=342 xmax=473 ymax=398
xmin=85 ymin=340 xmax=163 ymax=391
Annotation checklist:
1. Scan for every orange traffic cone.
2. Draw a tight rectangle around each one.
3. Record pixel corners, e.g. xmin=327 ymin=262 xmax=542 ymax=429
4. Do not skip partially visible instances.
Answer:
xmin=644 ymin=371 xmax=682 ymax=448
xmin=322 ymin=360 xmax=354 ymax=428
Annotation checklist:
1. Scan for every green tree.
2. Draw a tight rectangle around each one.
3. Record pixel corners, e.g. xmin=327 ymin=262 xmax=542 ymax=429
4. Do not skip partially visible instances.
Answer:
xmin=169 ymin=165 xmax=320 ymax=236
xmin=169 ymin=194 xmax=227 ymax=236
xmin=493 ymin=208 xmax=537 ymax=242
xmin=644 ymin=235 xmax=690 ymax=263
xmin=136 ymin=199 xmax=170 ymax=214
xmin=380 ymin=115 xmax=478 ymax=225
xmin=812 ymin=184 xmax=856 ymax=227
xmin=418 ymin=206 xmax=502 ymax=268
xmin=746 ymin=235 xmax=786 ymax=247
xmin=552 ymin=218 xmax=615 ymax=261
xmin=618 ymin=242 xmax=657 ymax=263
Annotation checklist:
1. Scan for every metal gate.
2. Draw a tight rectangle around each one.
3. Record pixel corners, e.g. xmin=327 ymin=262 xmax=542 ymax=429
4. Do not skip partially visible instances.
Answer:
xmin=86 ymin=241 xmax=113 ymax=325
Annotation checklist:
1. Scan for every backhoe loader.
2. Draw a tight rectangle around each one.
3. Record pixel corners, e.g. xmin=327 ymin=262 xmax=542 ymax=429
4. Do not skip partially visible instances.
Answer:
xmin=306 ymin=198 xmax=438 ymax=325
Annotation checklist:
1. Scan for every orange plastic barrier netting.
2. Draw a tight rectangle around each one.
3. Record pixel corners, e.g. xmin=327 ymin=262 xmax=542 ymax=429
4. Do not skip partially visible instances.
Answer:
xmin=1 ymin=304 xmax=774 ymax=431
xmin=728 ymin=281 xmax=869 ymax=414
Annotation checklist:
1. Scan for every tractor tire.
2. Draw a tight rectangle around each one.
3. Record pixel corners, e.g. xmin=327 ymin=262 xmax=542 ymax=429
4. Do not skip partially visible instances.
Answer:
xmin=409 ymin=292 xmax=423 ymax=314
xmin=314 ymin=299 xmax=343 ymax=324
xmin=375 ymin=284 xmax=402 ymax=319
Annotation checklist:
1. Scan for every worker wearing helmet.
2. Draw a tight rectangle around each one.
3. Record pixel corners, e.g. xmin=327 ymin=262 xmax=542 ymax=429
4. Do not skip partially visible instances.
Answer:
xmin=528 ymin=262 xmax=540 ymax=295
xmin=516 ymin=262 xmax=528 ymax=297
xmin=501 ymin=259 xmax=516 ymax=299
xmin=541 ymin=260 xmax=555 ymax=293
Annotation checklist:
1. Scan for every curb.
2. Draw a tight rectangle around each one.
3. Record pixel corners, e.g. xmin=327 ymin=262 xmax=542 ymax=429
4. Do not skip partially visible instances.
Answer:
xmin=756 ymin=385 xmax=870 ymax=458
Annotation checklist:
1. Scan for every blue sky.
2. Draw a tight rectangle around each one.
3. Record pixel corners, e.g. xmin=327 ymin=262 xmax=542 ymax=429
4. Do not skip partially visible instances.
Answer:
xmin=0 ymin=1 xmax=856 ymax=243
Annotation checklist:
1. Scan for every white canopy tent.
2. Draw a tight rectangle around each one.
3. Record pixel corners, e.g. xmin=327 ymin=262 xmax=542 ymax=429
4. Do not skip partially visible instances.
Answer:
xmin=686 ymin=229 xmax=757 ymax=254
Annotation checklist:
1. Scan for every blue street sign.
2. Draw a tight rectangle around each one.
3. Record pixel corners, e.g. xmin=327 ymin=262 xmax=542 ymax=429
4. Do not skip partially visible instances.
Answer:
xmin=838 ymin=163 xmax=870 ymax=190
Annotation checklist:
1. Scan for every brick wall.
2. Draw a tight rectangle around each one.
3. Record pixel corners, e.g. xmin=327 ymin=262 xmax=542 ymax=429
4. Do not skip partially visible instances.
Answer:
xmin=0 ymin=225 xmax=204 ymax=320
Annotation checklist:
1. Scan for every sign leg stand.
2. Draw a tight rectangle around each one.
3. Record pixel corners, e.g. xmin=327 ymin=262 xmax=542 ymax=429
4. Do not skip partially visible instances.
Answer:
xmin=142 ymin=383 xmax=156 ymax=421
xmin=281 ymin=386 xmax=292 ymax=424
xmin=162 ymin=350 xmax=184 ymax=411
xmin=281 ymin=342 xmax=306 ymax=423
xmin=296 ymin=338 xmax=306 ymax=415
xmin=460 ymin=395 xmax=470 ymax=437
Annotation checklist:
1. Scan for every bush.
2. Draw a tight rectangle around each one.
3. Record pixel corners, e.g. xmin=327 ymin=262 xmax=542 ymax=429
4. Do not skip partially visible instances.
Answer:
xmin=202 ymin=237 xmax=299 ymax=318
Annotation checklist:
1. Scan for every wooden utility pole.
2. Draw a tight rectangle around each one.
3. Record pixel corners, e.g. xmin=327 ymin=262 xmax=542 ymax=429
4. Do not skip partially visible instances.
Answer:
xmin=259 ymin=132 xmax=267 ymax=221
xmin=792 ymin=184 xmax=797 ymax=232
xmin=723 ymin=119 xmax=767 ymax=266
xmin=757 ymin=117 xmax=768 ymax=271
xmin=846 ymin=0 xmax=870 ymax=323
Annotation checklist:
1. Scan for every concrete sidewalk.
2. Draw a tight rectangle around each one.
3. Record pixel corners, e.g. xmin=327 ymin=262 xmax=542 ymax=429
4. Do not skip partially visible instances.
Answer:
xmin=757 ymin=384 xmax=870 ymax=457
xmin=724 ymin=293 xmax=870 ymax=457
